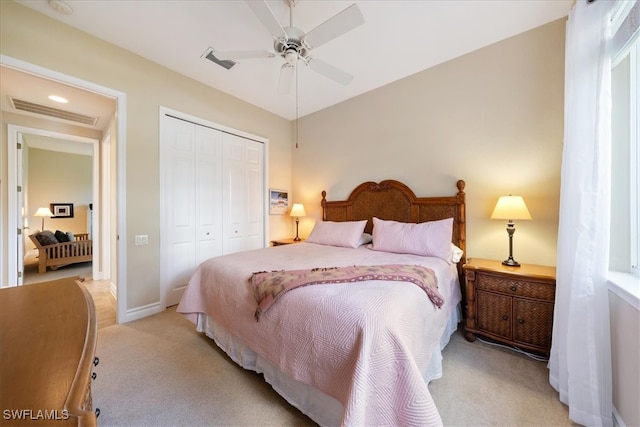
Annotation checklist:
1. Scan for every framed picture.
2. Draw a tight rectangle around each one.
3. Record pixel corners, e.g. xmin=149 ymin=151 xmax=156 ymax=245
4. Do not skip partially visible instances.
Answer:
xmin=269 ymin=189 xmax=289 ymax=215
xmin=50 ymin=203 xmax=74 ymax=218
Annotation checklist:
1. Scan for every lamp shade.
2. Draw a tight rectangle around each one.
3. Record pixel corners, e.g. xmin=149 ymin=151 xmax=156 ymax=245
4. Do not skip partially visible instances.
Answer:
xmin=490 ymin=196 xmax=532 ymax=220
xmin=34 ymin=207 xmax=54 ymax=218
xmin=290 ymin=203 xmax=306 ymax=218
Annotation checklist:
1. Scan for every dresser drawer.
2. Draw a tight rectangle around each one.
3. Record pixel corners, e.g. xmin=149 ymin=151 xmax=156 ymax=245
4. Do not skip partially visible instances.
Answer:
xmin=476 ymin=272 xmax=555 ymax=301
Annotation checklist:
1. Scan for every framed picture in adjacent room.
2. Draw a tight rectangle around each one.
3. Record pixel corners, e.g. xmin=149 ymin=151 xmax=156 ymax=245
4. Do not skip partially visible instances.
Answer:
xmin=51 ymin=203 xmax=74 ymax=218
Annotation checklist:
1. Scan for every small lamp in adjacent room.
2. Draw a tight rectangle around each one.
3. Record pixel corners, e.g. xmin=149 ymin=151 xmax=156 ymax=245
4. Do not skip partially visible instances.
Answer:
xmin=490 ymin=195 xmax=532 ymax=267
xmin=290 ymin=203 xmax=306 ymax=241
xmin=34 ymin=207 xmax=54 ymax=231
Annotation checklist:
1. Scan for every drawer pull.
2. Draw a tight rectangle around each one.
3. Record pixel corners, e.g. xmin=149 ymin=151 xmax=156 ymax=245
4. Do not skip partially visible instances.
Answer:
xmin=502 ymin=315 xmax=509 ymax=321
xmin=91 ymin=372 xmax=97 ymax=380
xmin=517 ymin=318 xmax=525 ymax=324
xmin=510 ymin=285 xmax=517 ymax=292
xmin=93 ymin=356 xmax=100 ymax=367
xmin=95 ymin=408 xmax=100 ymax=418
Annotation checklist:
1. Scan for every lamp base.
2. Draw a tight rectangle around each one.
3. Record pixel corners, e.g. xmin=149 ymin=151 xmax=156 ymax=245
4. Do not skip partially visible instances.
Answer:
xmin=294 ymin=218 xmax=301 ymax=241
xmin=502 ymin=257 xmax=521 ymax=267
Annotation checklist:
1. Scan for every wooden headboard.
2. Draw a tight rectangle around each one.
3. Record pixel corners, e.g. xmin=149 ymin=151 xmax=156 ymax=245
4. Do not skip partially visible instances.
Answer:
xmin=321 ymin=179 xmax=466 ymax=278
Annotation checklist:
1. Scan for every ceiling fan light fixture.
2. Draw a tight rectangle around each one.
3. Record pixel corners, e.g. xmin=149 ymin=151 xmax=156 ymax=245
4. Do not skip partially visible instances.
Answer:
xmin=283 ymin=49 xmax=298 ymax=65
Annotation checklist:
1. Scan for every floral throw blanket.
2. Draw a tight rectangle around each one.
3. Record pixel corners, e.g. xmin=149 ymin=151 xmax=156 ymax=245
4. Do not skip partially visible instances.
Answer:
xmin=251 ymin=264 xmax=443 ymax=321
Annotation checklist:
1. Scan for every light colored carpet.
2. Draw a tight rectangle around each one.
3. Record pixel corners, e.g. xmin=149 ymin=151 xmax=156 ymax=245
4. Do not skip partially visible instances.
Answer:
xmin=94 ymin=307 xmax=575 ymax=427
xmin=23 ymin=255 xmax=93 ymax=285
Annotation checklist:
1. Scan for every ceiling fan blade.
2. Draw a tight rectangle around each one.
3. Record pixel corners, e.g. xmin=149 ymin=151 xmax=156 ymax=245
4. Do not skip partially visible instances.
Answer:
xmin=307 ymin=57 xmax=354 ymax=86
xmin=278 ymin=64 xmax=295 ymax=95
xmin=303 ymin=4 xmax=364 ymax=49
xmin=215 ymin=50 xmax=275 ymax=60
xmin=245 ymin=1 xmax=286 ymax=40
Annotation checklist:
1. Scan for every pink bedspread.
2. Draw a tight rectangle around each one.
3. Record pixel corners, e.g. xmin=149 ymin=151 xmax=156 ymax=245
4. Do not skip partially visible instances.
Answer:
xmin=177 ymin=242 xmax=461 ymax=426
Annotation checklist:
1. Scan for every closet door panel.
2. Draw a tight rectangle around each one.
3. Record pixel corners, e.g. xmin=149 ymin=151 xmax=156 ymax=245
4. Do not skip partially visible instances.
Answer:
xmin=223 ymin=134 xmax=247 ymax=255
xmin=245 ymin=140 xmax=264 ymax=250
xmin=163 ymin=117 xmax=197 ymax=306
xmin=195 ymin=126 xmax=223 ymax=264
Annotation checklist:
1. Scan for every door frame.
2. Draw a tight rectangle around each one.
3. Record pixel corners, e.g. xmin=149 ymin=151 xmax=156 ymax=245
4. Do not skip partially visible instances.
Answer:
xmin=7 ymin=125 xmax=100 ymax=284
xmin=1 ymin=54 xmax=128 ymax=324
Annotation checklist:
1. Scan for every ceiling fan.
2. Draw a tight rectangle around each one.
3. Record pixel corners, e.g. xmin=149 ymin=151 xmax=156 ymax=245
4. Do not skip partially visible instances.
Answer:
xmin=216 ymin=0 xmax=365 ymax=94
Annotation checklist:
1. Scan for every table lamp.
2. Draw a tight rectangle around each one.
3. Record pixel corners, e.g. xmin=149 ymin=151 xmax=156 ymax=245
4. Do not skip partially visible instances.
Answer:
xmin=290 ymin=203 xmax=306 ymax=241
xmin=34 ymin=207 xmax=54 ymax=231
xmin=490 ymin=195 xmax=532 ymax=267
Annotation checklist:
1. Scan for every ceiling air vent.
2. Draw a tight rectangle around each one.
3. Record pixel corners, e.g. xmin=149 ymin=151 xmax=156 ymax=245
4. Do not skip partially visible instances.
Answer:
xmin=9 ymin=98 xmax=98 ymax=126
xmin=203 ymin=48 xmax=236 ymax=70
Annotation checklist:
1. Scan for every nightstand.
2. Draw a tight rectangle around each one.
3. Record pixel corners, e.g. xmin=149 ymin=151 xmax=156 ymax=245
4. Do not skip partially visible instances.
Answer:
xmin=271 ymin=238 xmax=304 ymax=246
xmin=462 ymin=258 xmax=556 ymax=355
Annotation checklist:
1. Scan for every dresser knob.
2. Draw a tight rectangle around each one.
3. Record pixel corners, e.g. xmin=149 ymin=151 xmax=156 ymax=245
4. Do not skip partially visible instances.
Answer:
xmin=510 ymin=286 xmax=517 ymax=292
xmin=502 ymin=315 xmax=509 ymax=321
xmin=91 ymin=372 xmax=97 ymax=380
xmin=93 ymin=357 xmax=100 ymax=367
xmin=517 ymin=318 xmax=525 ymax=324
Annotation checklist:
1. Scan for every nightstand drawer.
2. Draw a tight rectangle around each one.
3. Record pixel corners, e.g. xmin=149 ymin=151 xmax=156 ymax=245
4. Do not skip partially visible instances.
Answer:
xmin=476 ymin=273 xmax=555 ymax=301
xmin=513 ymin=299 xmax=554 ymax=349
xmin=476 ymin=290 xmax=512 ymax=339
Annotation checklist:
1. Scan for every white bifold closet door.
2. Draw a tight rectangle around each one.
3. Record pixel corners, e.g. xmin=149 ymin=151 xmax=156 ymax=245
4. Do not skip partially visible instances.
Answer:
xmin=162 ymin=117 xmax=223 ymax=306
xmin=161 ymin=115 xmax=264 ymax=307
xmin=222 ymin=133 xmax=265 ymax=255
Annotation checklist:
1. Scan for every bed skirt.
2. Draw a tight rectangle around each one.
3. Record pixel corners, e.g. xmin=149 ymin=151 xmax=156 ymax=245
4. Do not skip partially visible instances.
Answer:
xmin=195 ymin=303 xmax=462 ymax=426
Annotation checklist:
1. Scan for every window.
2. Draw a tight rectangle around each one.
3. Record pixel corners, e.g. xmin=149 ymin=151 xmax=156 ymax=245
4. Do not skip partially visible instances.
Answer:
xmin=609 ymin=0 xmax=639 ymax=305
xmin=611 ymin=38 xmax=639 ymax=277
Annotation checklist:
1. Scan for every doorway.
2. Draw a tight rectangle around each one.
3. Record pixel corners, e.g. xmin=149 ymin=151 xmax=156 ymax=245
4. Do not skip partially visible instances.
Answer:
xmin=16 ymin=129 xmax=99 ymax=285
xmin=2 ymin=54 xmax=128 ymax=324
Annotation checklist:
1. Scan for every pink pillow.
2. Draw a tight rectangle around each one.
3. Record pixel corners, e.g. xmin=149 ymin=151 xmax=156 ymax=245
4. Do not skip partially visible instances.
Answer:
xmin=306 ymin=220 xmax=367 ymax=248
xmin=371 ymin=217 xmax=454 ymax=261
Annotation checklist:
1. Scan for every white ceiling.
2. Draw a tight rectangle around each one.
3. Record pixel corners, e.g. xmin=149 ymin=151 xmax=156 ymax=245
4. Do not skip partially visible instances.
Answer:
xmin=11 ymin=0 xmax=572 ymax=121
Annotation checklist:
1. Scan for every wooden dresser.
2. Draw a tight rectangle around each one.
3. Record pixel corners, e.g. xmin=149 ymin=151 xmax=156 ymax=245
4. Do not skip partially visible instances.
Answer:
xmin=462 ymin=258 xmax=556 ymax=355
xmin=0 ymin=278 xmax=99 ymax=426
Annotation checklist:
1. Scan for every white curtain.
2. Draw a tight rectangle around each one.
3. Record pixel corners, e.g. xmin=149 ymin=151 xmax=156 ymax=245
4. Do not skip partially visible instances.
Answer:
xmin=549 ymin=1 xmax=614 ymax=426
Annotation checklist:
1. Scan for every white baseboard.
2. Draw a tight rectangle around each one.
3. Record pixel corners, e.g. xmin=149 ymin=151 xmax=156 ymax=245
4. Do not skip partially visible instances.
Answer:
xmin=613 ymin=406 xmax=626 ymax=427
xmin=123 ymin=301 xmax=164 ymax=323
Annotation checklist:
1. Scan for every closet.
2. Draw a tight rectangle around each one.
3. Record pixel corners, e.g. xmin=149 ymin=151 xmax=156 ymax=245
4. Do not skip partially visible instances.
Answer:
xmin=160 ymin=112 xmax=265 ymax=306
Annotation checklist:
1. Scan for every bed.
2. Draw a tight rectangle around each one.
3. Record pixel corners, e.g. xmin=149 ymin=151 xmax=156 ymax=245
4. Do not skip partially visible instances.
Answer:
xmin=177 ymin=179 xmax=466 ymax=426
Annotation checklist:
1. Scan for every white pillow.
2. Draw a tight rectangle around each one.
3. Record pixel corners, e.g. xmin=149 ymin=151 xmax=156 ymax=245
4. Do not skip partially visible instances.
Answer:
xmin=306 ymin=220 xmax=368 ymax=249
xmin=371 ymin=217 xmax=454 ymax=261
xmin=450 ymin=243 xmax=464 ymax=263
xmin=358 ymin=233 xmax=373 ymax=246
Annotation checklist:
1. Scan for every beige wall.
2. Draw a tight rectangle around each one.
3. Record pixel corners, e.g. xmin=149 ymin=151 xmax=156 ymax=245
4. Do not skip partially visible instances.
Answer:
xmin=294 ymin=19 xmax=565 ymax=268
xmin=609 ymin=291 xmax=640 ymax=427
xmin=26 ymin=148 xmax=92 ymax=242
xmin=0 ymin=1 xmax=293 ymax=308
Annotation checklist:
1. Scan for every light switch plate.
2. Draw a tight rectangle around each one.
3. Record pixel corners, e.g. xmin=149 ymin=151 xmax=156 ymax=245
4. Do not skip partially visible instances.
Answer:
xmin=135 ymin=235 xmax=148 ymax=245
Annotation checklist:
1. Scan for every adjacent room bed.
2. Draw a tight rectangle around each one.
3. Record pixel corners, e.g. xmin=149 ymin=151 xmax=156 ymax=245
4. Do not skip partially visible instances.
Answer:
xmin=177 ymin=179 xmax=466 ymax=426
